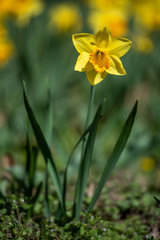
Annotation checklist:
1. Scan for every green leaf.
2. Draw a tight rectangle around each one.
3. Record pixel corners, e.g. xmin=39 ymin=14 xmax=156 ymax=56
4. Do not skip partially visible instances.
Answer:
xmin=154 ymin=196 xmax=160 ymax=206
xmin=56 ymin=122 xmax=93 ymax=221
xmin=44 ymin=166 xmax=50 ymax=219
xmin=63 ymin=124 xmax=92 ymax=201
xmin=25 ymin=133 xmax=31 ymax=175
xmin=28 ymin=146 xmax=39 ymax=197
xmin=87 ymin=100 xmax=138 ymax=212
xmin=73 ymin=100 xmax=105 ymax=219
xmin=25 ymin=134 xmax=39 ymax=198
xmin=45 ymin=85 xmax=53 ymax=146
xmin=23 ymin=83 xmax=64 ymax=212
xmin=44 ymin=86 xmax=53 ymax=219
xmin=32 ymin=181 xmax=43 ymax=204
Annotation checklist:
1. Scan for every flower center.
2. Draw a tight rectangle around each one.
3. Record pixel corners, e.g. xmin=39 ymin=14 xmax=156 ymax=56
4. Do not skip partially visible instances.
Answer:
xmin=89 ymin=48 xmax=110 ymax=73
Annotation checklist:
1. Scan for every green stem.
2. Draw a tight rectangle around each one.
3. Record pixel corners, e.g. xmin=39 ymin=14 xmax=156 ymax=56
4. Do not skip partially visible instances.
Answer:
xmin=81 ymin=85 xmax=95 ymax=158
xmin=44 ymin=166 xmax=51 ymax=218
xmin=44 ymin=84 xmax=52 ymax=218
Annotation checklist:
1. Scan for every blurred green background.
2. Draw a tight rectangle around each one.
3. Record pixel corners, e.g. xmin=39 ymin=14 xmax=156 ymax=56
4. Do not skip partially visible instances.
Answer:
xmin=0 ymin=0 xmax=160 ymax=176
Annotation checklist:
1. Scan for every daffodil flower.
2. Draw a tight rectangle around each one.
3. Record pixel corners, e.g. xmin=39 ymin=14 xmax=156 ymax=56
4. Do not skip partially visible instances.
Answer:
xmin=72 ymin=26 xmax=131 ymax=85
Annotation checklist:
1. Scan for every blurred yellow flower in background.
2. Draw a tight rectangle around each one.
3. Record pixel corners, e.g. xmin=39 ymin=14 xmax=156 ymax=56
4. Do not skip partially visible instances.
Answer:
xmin=72 ymin=26 xmax=131 ymax=85
xmin=87 ymin=0 xmax=128 ymax=10
xmin=133 ymin=0 xmax=160 ymax=31
xmin=134 ymin=34 xmax=153 ymax=54
xmin=0 ymin=0 xmax=44 ymax=26
xmin=0 ymin=0 xmax=14 ymax=18
xmin=13 ymin=0 xmax=44 ymax=26
xmin=49 ymin=4 xmax=82 ymax=34
xmin=88 ymin=9 xmax=128 ymax=37
xmin=140 ymin=156 xmax=156 ymax=172
xmin=0 ymin=40 xmax=13 ymax=66
xmin=0 ymin=23 xmax=13 ymax=66
xmin=0 ymin=24 xmax=7 ymax=38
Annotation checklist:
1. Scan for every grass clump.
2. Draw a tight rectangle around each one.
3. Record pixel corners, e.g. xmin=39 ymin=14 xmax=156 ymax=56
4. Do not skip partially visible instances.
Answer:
xmin=0 ymin=170 xmax=159 ymax=239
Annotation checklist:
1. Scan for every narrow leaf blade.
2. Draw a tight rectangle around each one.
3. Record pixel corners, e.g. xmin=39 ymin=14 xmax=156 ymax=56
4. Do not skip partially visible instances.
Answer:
xmin=88 ymin=100 xmax=138 ymax=211
xmin=154 ymin=196 xmax=160 ymax=205
xmin=73 ymin=100 xmax=104 ymax=219
xmin=28 ymin=146 xmax=39 ymax=197
xmin=23 ymin=83 xmax=64 ymax=211
xmin=45 ymin=87 xmax=53 ymax=146
xmin=44 ymin=87 xmax=53 ymax=219
xmin=32 ymin=181 xmax=43 ymax=204
xmin=56 ymin=122 xmax=92 ymax=220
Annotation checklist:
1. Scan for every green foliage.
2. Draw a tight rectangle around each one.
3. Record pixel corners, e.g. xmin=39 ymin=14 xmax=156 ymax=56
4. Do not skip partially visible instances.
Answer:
xmin=73 ymin=99 xmax=104 ymax=219
xmin=153 ymin=196 xmax=160 ymax=206
xmin=25 ymin=136 xmax=41 ymax=200
xmin=23 ymin=83 xmax=137 ymax=223
xmin=0 ymin=176 xmax=159 ymax=240
xmin=23 ymin=83 xmax=65 ymax=214
xmin=87 ymin=101 xmax=138 ymax=212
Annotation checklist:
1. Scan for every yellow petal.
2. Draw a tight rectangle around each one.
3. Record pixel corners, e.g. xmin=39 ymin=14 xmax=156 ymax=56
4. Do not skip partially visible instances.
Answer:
xmin=86 ymin=69 xmax=107 ymax=85
xmin=72 ymin=33 xmax=96 ymax=54
xmin=94 ymin=26 xmax=112 ymax=48
xmin=106 ymin=56 xmax=126 ymax=75
xmin=107 ymin=37 xmax=132 ymax=57
xmin=75 ymin=52 xmax=93 ymax=72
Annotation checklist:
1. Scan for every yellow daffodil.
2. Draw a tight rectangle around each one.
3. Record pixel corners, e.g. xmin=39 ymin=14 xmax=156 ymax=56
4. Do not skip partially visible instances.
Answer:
xmin=0 ymin=41 xmax=13 ymax=66
xmin=134 ymin=34 xmax=153 ymax=54
xmin=12 ymin=0 xmax=44 ymax=26
xmin=87 ymin=0 xmax=127 ymax=11
xmin=0 ymin=0 xmax=13 ymax=17
xmin=0 ymin=23 xmax=14 ymax=66
xmin=140 ymin=157 xmax=155 ymax=172
xmin=0 ymin=24 xmax=7 ymax=38
xmin=88 ymin=9 xmax=128 ymax=37
xmin=72 ymin=26 xmax=131 ymax=85
xmin=0 ymin=0 xmax=44 ymax=26
xmin=49 ymin=4 xmax=82 ymax=34
xmin=133 ymin=0 xmax=160 ymax=31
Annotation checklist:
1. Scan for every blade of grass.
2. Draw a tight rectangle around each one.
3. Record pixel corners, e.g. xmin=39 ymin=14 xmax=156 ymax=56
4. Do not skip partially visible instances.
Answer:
xmin=25 ymin=133 xmax=31 ymax=175
xmin=23 ymin=83 xmax=64 ymax=213
xmin=63 ymin=124 xmax=92 ymax=205
xmin=154 ymin=196 xmax=160 ymax=205
xmin=32 ymin=181 xmax=43 ymax=204
xmin=28 ymin=146 xmax=39 ymax=197
xmin=87 ymin=100 xmax=138 ymax=212
xmin=30 ymin=181 xmax=43 ymax=217
xmin=45 ymin=163 xmax=50 ymax=218
xmin=44 ymin=85 xmax=53 ymax=219
xmin=45 ymin=85 xmax=53 ymax=146
xmin=25 ymin=133 xmax=31 ymax=197
xmin=25 ymin=135 xmax=38 ymax=198
xmin=73 ymin=100 xmax=105 ymax=219
xmin=56 ymin=122 xmax=93 ymax=221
